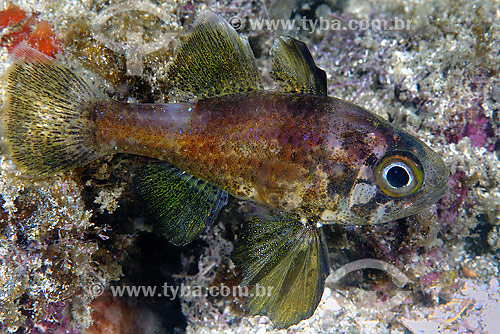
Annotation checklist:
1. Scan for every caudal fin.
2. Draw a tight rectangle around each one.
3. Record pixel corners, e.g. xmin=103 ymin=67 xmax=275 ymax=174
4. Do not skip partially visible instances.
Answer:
xmin=3 ymin=49 xmax=106 ymax=175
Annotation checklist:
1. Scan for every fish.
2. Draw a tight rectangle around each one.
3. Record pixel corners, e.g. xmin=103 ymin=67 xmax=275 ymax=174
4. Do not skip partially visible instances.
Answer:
xmin=2 ymin=11 xmax=449 ymax=329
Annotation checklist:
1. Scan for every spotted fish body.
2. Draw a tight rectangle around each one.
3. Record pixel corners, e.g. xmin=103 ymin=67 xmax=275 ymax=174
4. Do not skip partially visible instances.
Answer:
xmin=95 ymin=91 xmax=447 ymax=226
xmin=3 ymin=11 xmax=448 ymax=329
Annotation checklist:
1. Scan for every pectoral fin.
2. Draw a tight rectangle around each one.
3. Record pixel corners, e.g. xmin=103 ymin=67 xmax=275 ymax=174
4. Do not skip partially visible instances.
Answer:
xmin=232 ymin=213 xmax=329 ymax=328
xmin=136 ymin=162 xmax=228 ymax=246
xmin=270 ymin=36 xmax=327 ymax=96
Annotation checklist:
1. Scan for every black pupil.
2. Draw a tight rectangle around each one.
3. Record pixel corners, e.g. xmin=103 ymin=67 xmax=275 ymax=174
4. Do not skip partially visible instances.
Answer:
xmin=387 ymin=166 xmax=410 ymax=188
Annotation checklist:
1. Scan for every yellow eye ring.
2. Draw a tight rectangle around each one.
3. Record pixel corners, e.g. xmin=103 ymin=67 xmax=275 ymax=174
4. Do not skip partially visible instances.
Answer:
xmin=375 ymin=154 xmax=423 ymax=198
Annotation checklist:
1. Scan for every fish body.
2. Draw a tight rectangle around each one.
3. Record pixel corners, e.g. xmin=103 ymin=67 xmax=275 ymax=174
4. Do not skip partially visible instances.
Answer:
xmin=3 ymin=11 xmax=449 ymax=329
xmin=95 ymin=91 xmax=446 ymax=225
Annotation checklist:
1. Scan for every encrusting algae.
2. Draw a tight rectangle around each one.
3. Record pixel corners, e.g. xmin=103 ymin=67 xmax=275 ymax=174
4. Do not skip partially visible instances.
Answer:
xmin=2 ymin=9 xmax=449 ymax=330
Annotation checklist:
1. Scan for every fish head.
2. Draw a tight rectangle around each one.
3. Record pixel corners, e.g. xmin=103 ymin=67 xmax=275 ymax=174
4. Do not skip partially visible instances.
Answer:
xmin=321 ymin=111 xmax=449 ymax=226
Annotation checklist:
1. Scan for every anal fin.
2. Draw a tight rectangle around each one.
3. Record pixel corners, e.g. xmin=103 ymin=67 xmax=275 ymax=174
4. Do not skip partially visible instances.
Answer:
xmin=232 ymin=213 xmax=330 ymax=328
xmin=270 ymin=36 xmax=327 ymax=96
xmin=136 ymin=162 xmax=228 ymax=246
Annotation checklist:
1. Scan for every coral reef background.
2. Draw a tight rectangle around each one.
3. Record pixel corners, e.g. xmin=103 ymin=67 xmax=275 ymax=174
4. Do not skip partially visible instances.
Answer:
xmin=0 ymin=0 xmax=499 ymax=333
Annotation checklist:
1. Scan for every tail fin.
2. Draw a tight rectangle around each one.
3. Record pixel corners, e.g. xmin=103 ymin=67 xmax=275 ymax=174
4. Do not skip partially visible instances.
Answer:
xmin=3 ymin=47 xmax=105 ymax=175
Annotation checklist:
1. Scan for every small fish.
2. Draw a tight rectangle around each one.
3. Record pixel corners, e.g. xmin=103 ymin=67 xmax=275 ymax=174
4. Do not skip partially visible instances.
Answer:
xmin=2 ymin=11 xmax=448 ymax=328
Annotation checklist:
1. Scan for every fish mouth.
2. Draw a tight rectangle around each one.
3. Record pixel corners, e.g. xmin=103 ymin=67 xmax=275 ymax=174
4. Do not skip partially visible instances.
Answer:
xmin=420 ymin=177 xmax=449 ymax=206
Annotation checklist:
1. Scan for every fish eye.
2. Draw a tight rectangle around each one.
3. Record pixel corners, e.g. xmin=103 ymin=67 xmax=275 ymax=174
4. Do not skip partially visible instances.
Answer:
xmin=375 ymin=154 xmax=423 ymax=198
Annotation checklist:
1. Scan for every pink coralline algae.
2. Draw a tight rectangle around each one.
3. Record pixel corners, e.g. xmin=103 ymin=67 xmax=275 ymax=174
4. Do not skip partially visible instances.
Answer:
xmin=464 ymin=114 xmax=494 ymax=150
xmin=420 ymin=272 xmax=441 ymax=287
xmin=438 ymin=171 xmax=468 ymax=227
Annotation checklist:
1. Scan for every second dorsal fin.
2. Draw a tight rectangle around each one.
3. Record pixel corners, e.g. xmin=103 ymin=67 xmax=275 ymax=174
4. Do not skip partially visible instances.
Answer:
xmin=167 ymin=11 xmax=263 ymax=99
xmin=270 ymin=36 xmax=327 ymax=96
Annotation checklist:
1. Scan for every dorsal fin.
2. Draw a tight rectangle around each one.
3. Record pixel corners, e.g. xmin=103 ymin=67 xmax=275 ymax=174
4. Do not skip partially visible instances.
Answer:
xmin=167 ymin=11 xmax=263 ymax=99
xmin=270 ymin=36 xmax=327 ymax=96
